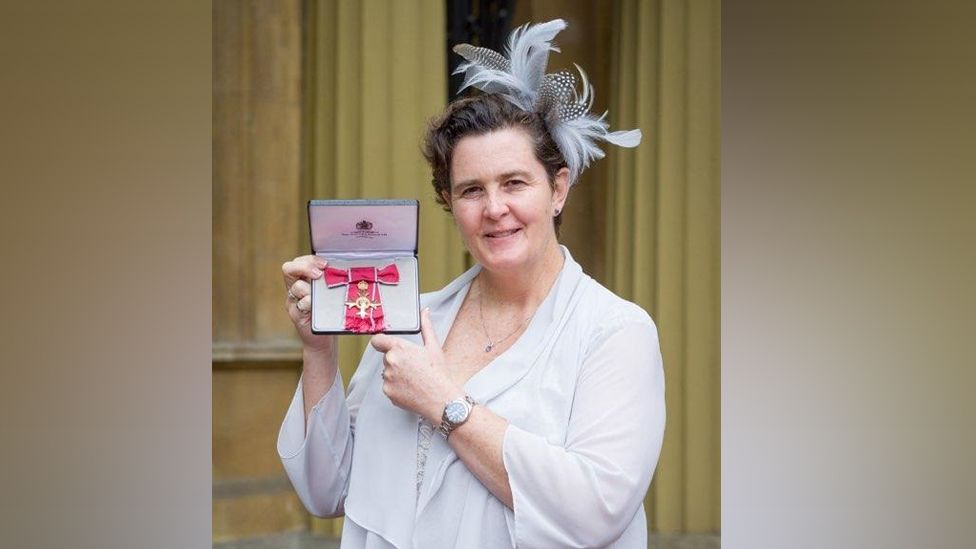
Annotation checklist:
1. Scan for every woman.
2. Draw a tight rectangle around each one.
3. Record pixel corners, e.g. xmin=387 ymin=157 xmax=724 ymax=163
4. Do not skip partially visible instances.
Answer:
xmin=278 ymin=20 xmax=665 ymax=548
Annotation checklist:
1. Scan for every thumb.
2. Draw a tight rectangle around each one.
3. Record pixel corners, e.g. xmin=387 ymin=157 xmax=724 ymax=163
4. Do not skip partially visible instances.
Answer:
xmin=419 ymin=307 xmax=442 ymax=353
xmin=370 ymin=333 xmax=396 ymax=353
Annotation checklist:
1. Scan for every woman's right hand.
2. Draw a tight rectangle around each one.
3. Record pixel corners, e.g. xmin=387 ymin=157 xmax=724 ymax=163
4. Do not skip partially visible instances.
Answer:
xmin=282 ymin=254 xmax=338 ymax=358
xmin=283 ymin=254 xmax=340 ymax=422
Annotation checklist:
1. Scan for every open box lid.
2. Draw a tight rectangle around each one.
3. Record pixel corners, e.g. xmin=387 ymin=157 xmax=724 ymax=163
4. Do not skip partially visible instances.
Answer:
xmin=308 ymin=199 xmax=419 ymax=255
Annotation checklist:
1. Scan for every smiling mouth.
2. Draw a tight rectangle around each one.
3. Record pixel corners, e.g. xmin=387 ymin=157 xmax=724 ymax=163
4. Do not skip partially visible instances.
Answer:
xmin=485 ymin=228 xmax=522 ymax=238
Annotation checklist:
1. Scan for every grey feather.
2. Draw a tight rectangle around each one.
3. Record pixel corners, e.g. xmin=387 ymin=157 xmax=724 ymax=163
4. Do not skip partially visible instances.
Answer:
xmin=453 ymin=44 xmax=509 ymax=72
xmin=505 ymin=19 xmax=567 ymax=105
xmin=450 ymin=19 xmax=642 ymax=185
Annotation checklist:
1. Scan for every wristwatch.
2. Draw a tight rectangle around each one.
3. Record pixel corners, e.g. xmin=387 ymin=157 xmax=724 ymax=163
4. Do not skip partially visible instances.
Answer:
xmin=438 ymin=395 xmax=477 ymax=438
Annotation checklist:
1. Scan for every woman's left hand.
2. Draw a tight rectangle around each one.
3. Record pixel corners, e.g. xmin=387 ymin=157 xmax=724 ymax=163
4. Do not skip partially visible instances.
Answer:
xmin=370 ymin=308 xmax=462 ymax=423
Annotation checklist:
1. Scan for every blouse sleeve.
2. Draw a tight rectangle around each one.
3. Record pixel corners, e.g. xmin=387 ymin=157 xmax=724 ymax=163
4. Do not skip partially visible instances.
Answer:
xmin=502 ymin=319 xmax=666 ymax=548
xmin=276 ymin=369 xmax=353 ymax=517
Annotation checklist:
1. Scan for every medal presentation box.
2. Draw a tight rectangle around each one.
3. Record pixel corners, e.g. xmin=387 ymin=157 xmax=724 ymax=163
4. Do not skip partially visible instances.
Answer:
xmin=308 ymin=199 xmax=421 ymax=335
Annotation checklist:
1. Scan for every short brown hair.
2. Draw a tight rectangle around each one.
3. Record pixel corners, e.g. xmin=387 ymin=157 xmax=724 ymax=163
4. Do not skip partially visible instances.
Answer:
xmin=422 ymin=94 xmax=566 ymax=230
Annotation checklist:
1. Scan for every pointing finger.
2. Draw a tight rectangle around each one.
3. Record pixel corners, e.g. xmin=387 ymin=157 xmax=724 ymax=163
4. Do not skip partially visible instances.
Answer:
xmin=419 ymin=308 xmax=442 ymax=352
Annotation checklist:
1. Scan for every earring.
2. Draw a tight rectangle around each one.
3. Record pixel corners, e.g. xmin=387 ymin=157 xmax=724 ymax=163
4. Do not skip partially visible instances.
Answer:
xmin=554 ymin=208 xmax=561 ymax=216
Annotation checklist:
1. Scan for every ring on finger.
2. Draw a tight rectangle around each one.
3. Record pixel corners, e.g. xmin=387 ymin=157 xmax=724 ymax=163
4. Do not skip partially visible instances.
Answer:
xmin=287 ymin=289 xmax=298 ymax=302
xmin=295 ymin=300 xmax=307 ymax=314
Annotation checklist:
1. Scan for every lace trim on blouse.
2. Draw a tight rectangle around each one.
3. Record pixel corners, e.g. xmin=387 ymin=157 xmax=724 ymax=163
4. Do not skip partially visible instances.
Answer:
xmin=416 ymin=418 xmax=434 ymax=501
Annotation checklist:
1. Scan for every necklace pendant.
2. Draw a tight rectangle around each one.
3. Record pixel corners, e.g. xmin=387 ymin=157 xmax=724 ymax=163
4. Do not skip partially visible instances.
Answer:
xmin=484 ymin=343 xmax=493 ymax=353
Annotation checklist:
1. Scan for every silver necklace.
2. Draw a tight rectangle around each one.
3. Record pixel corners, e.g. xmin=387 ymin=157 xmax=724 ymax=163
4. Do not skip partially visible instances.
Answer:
xmin=477 ymin=278 xmax=530 ymax=353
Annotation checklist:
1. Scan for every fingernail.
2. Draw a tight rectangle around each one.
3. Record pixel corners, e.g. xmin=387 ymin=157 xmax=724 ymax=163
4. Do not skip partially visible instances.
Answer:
xmin=316 ymin=260 xmax=328 ymax=268
xmin=311 ymin=269 xmax=323 ymax=277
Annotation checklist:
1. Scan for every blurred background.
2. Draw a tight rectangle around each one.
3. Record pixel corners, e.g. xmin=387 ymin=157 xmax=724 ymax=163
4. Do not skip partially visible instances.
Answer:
xmin=213 ymin=0 xmax=719 ymax=547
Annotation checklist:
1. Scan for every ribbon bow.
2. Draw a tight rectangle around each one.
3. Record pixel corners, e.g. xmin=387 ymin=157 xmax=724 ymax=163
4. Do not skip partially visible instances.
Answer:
xmin=324 ymin=264 xmax=400 ymax=333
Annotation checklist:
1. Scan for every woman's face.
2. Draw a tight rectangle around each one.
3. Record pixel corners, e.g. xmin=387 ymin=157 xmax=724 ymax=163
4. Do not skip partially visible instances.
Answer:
xmin=446 ymin=127 xmax=569 ymax=274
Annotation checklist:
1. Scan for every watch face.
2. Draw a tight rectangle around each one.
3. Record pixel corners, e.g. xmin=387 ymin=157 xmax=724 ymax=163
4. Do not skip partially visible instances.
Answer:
xmin=445 ymin=401 xmax=469 ymax=423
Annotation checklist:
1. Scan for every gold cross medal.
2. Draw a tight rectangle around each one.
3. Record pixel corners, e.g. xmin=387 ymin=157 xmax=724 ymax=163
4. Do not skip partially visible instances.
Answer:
xmin=345 ymin=280 xmax=381 ymax=318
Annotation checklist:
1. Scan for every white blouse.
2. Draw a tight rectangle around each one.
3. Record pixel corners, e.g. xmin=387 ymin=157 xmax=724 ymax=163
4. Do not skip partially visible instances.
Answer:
xmin=278 ymin=248 xmax=666 ymax=548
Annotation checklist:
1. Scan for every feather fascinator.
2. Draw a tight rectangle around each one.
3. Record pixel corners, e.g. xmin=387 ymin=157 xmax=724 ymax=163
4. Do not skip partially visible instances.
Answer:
xmin=453 ymin=19 xmax=641 ymax=184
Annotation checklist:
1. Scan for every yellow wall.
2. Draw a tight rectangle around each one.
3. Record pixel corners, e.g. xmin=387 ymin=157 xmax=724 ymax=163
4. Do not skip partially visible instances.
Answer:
xmin=608 ymin=0 xmax=721 ymax=533
xmin=212 ymin=0 xmax=308 ymax=541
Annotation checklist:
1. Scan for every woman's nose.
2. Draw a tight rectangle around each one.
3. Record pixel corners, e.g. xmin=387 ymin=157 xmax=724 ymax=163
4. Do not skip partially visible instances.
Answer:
xmin=483 ymin=191 xmax=509 ymax=218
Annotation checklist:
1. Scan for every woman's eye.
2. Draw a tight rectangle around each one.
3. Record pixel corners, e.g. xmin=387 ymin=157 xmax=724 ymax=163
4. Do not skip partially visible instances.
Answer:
xmin=506 ymin=179 xmax=526 ymax=188
xmin=459 ymin=186 xmax=481 ymax=197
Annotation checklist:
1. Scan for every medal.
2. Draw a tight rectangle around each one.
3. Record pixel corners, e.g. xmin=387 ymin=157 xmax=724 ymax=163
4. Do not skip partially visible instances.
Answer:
xmin=325 ymin=264 xmax=400 ymax=332
xmin=345 ymin=280 xmax=381 ymax=319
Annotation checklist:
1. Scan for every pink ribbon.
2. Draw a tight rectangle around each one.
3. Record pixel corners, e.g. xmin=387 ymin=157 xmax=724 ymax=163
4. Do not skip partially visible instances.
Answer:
xmin=324 ymin=264 xmax=399 ymax=333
